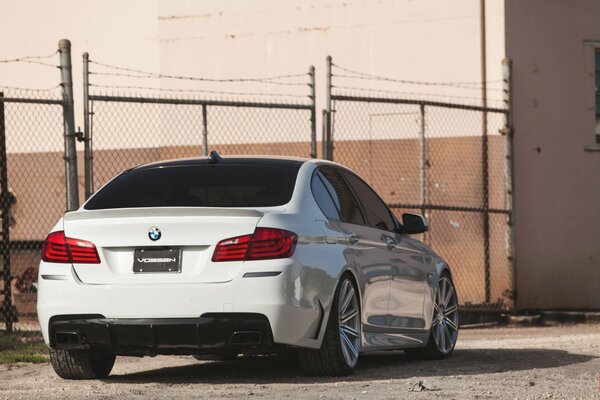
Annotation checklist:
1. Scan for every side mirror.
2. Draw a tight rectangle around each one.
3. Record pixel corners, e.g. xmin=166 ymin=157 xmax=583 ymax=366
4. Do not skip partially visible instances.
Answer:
xmin=402 ymin=213 xmax=429 ymax=234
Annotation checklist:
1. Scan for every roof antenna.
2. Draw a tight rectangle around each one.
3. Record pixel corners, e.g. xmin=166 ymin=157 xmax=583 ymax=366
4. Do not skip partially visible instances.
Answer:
xmin=207 ymin=150 xmax=222 ymax=164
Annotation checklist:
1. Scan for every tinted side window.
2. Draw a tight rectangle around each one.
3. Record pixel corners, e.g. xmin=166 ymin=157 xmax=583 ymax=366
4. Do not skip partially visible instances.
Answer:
xmin=341 ymin=170 xmax=395 ymax=231
xmin=311 ymin=172 xmax=340 ymax=220
xmin=319 ymin=166 xmax=364 ymax=225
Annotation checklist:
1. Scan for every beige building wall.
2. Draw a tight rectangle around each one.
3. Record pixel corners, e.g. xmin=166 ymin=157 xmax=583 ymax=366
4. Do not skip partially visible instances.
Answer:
xmin=0 ymin=0 xmax=160 ymax=124
xmin=506 ymin=0 xmax=600 ymax=310
xmin=1 ymin=0 xmax=506 ymax=151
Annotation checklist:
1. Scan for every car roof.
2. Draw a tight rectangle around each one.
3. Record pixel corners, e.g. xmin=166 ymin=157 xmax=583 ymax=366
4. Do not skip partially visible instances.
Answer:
xmin=135 ymin=155 xmax=310 ymax=170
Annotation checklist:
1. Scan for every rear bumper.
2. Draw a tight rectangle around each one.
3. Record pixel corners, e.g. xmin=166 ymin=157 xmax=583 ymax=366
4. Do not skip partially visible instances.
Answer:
xmin=37 ymin=262 xmax=325 ymax=350
xmin=50 ymin=313 xmax=274 ymax=356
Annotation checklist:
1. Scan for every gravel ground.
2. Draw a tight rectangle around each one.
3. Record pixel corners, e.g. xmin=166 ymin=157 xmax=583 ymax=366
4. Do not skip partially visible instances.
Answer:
xmin=1 ymin=324 xmax=599 ymax=399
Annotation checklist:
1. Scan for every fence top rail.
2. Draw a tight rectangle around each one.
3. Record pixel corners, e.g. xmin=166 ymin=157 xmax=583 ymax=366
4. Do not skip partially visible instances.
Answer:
xmin=89 ymin=94 xmax=313 ymax=110
xmin=1 ymin=97 xmax=65 ymax=105
xmin=331 ymin=94 xmax=508 ymax=114
xmin=388 ymin=203 xmax=510 ymax=215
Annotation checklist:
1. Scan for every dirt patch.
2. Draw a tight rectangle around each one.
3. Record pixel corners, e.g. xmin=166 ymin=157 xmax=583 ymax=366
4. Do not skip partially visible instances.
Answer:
xmin=0 ymin=324 xmax=599 ymax=399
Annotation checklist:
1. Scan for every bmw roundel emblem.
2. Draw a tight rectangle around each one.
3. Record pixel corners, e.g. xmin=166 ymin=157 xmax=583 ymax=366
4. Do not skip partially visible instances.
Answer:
xmin=148 ymin=227 xmax=161 ymax=241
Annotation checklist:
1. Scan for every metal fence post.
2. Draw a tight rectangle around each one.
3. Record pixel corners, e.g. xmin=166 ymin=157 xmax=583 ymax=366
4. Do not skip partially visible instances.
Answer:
xmin=502 ymin=57 xmax=516 ymax=309
xmin=0 ymin=93 xmax=13 ymax=333
xmin=482 ymin=100 xmax=491 ymax=305
xmin=324 ymin=56 xmax=333 ymax=160
xmin=309 ymin=66 xmax=317 ymax=158
xmin=59 ymin=39 xmax=79 ymax=211
xmin=322 ymin=109 xmax=329 ymax=160
xmin=202 ymin=104 xmax=208 ymax=156
xmin=419 ymin=104 xmax=426 ymax=211
xmin=419 ymin=104 xmax=428 ymax=242
xmin=83 ymin=52 xmax=93 ymax=199
xmin=321 ymin=107 xmax=327 ymax=160
xmin=480 ymin=0 xmax=491 ymax=304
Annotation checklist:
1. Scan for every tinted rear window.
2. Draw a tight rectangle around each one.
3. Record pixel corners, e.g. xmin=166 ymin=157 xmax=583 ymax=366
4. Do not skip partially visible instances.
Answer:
xmin=84 ymin=164 xmax=299 ymax=210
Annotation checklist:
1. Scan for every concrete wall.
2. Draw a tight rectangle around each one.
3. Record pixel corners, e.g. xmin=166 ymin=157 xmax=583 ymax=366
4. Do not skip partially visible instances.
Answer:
xmin=1 ymin=0 xmax=506 ymax=149
xmin=0 ymin=0 xmax=160 ymax=114
xmin=506 ymin=0 xmax=600 ymax=310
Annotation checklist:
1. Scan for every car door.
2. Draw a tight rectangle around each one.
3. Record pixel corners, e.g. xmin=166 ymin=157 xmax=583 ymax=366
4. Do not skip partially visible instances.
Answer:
xmin=317 ymin=166 xmax=391 ymax=330
xmin=386 ymin=234 xmax=430 ymax=330
xmin=338 ymin=169 xmax=429 ymax=331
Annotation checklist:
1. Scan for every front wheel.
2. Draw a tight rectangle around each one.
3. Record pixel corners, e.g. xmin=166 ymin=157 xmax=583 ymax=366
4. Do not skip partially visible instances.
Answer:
xmin=405 ymin=272 xmax=459 ymax=359
xmin=298 ymin=275 xmax=361 ymax=376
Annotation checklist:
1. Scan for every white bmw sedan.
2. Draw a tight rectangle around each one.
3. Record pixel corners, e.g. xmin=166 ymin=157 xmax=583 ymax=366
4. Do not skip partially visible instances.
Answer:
xmin=37 ymin=154 xmax=459 ymax=379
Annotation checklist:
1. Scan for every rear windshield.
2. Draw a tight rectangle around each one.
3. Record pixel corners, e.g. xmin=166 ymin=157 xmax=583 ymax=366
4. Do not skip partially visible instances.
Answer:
xmin=84 ymin=164 xmax=299 ymax=210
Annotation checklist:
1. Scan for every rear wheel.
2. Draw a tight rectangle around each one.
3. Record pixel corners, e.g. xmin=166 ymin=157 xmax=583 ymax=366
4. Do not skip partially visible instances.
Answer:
xmin=298 ymin=275 xmax=361 ymax=376
xmin=49 ymin=348 xmax=116 ymax=380
xmin=405 ymin=272 xmax=459 ymax=359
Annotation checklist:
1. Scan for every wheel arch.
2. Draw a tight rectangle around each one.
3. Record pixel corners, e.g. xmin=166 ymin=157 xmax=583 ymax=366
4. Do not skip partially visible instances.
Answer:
xmin=440 ymin=264 xmax=453 ymax=280
xmin=313 ymin=267 xmax=362 ymax=347
xmin=425 ymin=261 xmax=456 ymax=325
xmin=338 ymin=268 xmax=362 ymax=313
xmin=434 ymin=260 xmax=454 ymax=284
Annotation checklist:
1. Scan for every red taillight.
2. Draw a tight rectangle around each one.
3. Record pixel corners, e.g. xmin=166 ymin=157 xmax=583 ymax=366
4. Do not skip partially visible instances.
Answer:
xmin=247 ymin=228 xmax=297 ymax=260
xmin=41 ymin=231 xmax=100 ymax=264
xmin=212 ymin=228 xmax=297 ymax=262
xmin=212 ymin=234 xmax=252 ymax=262
xmin=41 ymin=231 xmax=70 ymax=263
xmin=67 ymin=237 xmax=101 ymax=263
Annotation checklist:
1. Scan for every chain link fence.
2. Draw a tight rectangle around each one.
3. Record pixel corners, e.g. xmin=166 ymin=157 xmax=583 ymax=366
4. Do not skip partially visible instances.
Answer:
xmin=87 ymin=97 xmax=316 ymax=193
xmin=327 ymin=59 xmax=514 ymax=317
xmin=84 ymin=59 xmax=317 ymax=195
xmin=1 ymin=47 xmax=515 ymax=335
xmin=0 ymin=90 xmax=67 ymax=333
xmin=1 ymin=50 xmax=318 ymax=334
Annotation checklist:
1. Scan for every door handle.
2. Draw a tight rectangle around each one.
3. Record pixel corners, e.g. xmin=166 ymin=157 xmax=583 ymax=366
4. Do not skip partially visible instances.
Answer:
xmin=348 ymin=233 xmax=359 ymax=245
xmin=382 ymin=236 xmax=396 ymax=250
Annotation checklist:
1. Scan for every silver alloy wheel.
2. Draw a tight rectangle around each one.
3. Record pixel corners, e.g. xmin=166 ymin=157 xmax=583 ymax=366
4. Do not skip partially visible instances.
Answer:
xmin=432 ymin=276 xmax=459 ymax=354
xmin=338 ymin=279 xmax=361 ymax=368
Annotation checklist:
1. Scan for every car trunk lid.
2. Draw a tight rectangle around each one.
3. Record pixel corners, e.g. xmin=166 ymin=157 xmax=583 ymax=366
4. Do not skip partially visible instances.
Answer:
xmin=63 ymin=207 xmax=263 ymax=285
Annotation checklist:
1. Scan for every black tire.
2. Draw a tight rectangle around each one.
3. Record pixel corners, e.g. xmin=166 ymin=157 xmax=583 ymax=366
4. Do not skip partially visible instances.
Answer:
xmin=49 ymin=348 xmax=116 ymax=380
xmin=297 ymin=274 xmax=361 ymax=376
xmin=405 ymin=271 xmax=459 ymax=360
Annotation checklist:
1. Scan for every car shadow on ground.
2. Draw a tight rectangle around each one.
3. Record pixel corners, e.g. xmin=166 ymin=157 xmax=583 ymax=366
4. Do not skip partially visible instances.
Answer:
xmin=105 ymin=348 xmax=596 ymax=385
